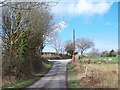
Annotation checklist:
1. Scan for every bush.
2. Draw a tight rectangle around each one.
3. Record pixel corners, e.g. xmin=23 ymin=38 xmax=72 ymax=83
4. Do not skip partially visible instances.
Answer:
xmin=59 ymin=54 xmax=71 ymax=59
xmin=42 ymin=54 xmax=71 ymax=60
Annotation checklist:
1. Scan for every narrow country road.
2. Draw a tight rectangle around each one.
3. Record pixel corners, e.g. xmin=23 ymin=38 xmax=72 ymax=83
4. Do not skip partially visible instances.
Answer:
xmin=28 ymin=59 xmax=71 ymax=89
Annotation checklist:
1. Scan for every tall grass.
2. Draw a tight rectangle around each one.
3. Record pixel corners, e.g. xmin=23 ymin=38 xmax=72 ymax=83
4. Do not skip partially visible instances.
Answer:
xmin=67 ymin=62 xmax=118 ymax=88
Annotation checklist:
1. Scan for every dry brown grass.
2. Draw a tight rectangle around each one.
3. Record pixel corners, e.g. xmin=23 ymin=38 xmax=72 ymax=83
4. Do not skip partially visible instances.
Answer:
xmin=77 ymin=63 xmax=118 ymax=88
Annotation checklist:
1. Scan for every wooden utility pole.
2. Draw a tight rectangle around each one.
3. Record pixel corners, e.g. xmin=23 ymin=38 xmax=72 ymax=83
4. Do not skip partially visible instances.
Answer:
xmin=73 ymin=29 xmax=75 ymax=50
xmin=72 ymin=29 xmax=75 ymax=64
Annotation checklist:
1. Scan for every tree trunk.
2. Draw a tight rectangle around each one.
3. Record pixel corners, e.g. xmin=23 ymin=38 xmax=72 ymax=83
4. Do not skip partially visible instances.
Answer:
xmin=81 ymin=51 xmax=83 ymax=57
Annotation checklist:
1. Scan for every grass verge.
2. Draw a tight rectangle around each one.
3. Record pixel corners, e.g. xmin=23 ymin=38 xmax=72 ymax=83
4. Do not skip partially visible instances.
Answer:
xmin=2 ymin=61 xmax=52 ymax=88
xmin=67 ymin=61 xmax=80 ymax=88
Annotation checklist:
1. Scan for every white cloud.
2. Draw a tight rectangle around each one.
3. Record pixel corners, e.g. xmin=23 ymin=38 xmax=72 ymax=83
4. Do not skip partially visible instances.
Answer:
xmin=54 ymin=21 xmax=67 ymax=32
xmin=51 ymin=0 xmax=115 ymax=17
xmin=68 ymin=0 xmax=114 ymax=16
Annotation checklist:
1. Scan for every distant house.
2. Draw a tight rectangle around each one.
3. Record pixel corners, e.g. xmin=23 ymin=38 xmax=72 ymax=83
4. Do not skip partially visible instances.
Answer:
xmin=41 ymin=52 xmax=56 ymax=56
xmin=41 ymin=52 xmax=62 ymax=59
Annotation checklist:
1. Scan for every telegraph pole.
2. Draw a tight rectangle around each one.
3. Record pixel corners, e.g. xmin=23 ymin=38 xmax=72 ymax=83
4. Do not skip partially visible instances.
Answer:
xmin=72 ymin=29 xmax=75 ymax=64
xmin=73 ymin=29 xmax=75 ymax=50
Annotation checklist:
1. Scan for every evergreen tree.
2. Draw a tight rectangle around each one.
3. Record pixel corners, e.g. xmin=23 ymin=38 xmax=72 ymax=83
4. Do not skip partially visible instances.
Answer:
xmin=109 ymin=49 xmax=116 ymax=57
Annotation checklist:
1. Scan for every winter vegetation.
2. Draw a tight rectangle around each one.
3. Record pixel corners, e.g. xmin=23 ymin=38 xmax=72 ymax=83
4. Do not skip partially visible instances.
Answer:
xmin=0 ymin=0 xmax=118 ymax=89
xmin=67 ymin=62 xmax=118 ymax=88
xmin=65 ymin=34 xmax=118 ymax=89
xmin=1 ymin=1 xmax=60 ymax=88
xmin=66 ymin=41 xmax=118 ymax=88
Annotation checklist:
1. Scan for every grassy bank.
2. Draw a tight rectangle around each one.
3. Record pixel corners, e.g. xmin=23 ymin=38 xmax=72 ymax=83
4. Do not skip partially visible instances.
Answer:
xmin=67 ymin=61 xmax=118 ymax=88
xmin=67 ymin=61 xmax=80 ymax=88
xmin=2 ymin=61 xmax=52 ymax=88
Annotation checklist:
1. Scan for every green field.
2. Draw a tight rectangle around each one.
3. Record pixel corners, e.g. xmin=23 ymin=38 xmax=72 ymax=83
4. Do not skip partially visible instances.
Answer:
xmin=80 ymin=56 xmax=118 ymax=61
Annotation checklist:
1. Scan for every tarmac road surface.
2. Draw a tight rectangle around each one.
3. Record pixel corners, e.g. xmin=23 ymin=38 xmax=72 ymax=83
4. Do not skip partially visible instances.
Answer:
xmin=28 ymin=59 xmax=71 ymax=90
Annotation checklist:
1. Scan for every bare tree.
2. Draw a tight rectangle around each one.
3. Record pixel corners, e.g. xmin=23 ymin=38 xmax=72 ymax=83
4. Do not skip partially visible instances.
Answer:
xmin=65 ymin=40 xmax=74 ymax=57
xmin=100 ymin=50 xmax=109 ymax=57
xmin=87 ymin=48 xmax=100 ymax=57
xmin=1 ymin=2 xmax=56 ymax=78
xmin=76 ymin=38 xmax=94 ymax=56
xmin=50 ymin=35 xmax=63 ymax=54
xmin=0 ymin=0 xmax=60 ymax=8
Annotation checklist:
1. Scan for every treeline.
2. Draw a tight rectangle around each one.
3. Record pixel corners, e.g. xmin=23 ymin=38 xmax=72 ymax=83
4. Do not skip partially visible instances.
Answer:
xmin=86 ymin=49 xmax=119 ymax=57
xmin=100 ymin=49 xmax=118 ymax=57
xmin=1 ymin=2 xmax=56 ymax=79
xmin=64 ymin=38 xmax=94 ymax=57
xmin=61 ymin=38 xmax=118 ymax=58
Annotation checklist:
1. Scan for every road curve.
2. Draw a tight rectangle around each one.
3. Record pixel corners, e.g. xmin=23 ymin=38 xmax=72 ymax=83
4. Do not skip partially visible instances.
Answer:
xmin=28 ymin=59 xmax=71 ymax=89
